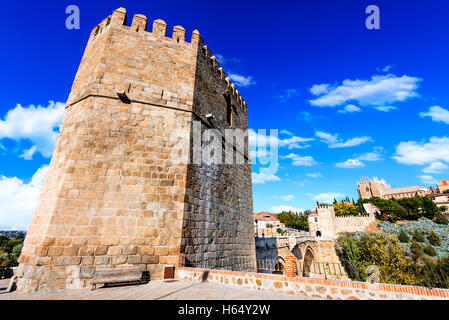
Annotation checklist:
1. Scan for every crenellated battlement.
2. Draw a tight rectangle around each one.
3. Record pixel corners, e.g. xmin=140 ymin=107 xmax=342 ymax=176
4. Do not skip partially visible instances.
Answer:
xmin=88 ymin=7 xmax=247 ymax=110
xmin=334 ymin=214 xmax=370 ymax=218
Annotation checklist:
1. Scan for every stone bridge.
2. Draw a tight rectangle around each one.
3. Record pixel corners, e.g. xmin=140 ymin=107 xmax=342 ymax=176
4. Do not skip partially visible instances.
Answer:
xmin=255 ymin=236 xmax=348 ymax=280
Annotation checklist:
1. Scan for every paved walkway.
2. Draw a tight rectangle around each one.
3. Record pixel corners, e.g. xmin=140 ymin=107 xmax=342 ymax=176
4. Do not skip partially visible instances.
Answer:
xmin=0 ymin=279 xmax=316 ymax=300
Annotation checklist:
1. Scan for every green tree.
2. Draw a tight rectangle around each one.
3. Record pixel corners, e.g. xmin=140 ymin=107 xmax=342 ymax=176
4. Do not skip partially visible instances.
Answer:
xmin=334 ymin=202 xmax=358 ymax=216
xmin=411 ymin=241 xmax=424 ymax=257
xmin=423 ymin=244 xmax=437 ymax=257
xmin=434 ymin=212 xmax=449 ymax=225
xmin=413 ymin=230 xmax=425 ymax=242
xmin=277 ymin=211 xmax=309 ymax=231
xmin=398 ymin=230 xmax=409 ymax=243
xmin=428 ymin=232 xmax=441 ymax=246
xmin=421 ymin=196 xmax=440 ymax=219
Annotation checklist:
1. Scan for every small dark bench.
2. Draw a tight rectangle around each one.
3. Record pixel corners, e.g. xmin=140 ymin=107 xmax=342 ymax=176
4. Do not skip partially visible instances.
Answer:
xmin=0 ymin=266 xmax=13 ymax=279
xmin=91 ymin=267 xmax=142 ymax=290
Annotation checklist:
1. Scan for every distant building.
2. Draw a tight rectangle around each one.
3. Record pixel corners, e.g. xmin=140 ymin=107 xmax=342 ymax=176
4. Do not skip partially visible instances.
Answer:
xmin=308 ymin=205 xmax=378 ymax=240
xmin=357 ymin=176 xmax=431 ymax=200
xmin=437 ymin=180 xmax=449 ymax=193
xmin=382 ymin=185 xmax=432 ymax=199
xmin=253 ymin=212 xmax=286 ymax=237
xmin=362 ymin=203 xmax=381 ymax=215
xmin=357 ymin=177 xmax=391 ymax=199
xmin=434 ymin=195 xmax=449 ymax=212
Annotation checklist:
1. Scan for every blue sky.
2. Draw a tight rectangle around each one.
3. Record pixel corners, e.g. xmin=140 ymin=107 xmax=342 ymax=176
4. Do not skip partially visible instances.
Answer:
xmin=1 ymin=0 xmax=449 ymax=229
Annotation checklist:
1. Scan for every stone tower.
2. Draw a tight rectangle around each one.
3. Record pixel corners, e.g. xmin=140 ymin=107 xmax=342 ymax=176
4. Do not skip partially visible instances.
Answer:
xmin=16 ymin=8 xmax=256 ymax=292
xmin=357 ymin=177 xmax=391 ymax=199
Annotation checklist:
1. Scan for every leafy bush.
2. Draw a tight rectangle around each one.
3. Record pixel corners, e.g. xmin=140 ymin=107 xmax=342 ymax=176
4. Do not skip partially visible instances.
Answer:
xmin=398 ymin=230 xmax=409 ymax=243
xmin=421 ymin=196 xmax=440 ymax=219
xmin=434 ymin=212 xmax=449 ymax=225
xmin=428 ymin=232 xmax=441 ymax=246
xmin=424 ymin=244 xmax=437 ymax=257
xmin=413 ymin=230 xmax=425 ymax=242
xmin=334 ymin=202 xmax=358 ymax=216
xmin=277 ymin=211 xmax=309 ymax=231
xmin=358 ymin=195 xmax=441 ymax=222
xmin=415 ymin=256 xmax=449 ymax=288
xmin=338 ymin=230 xmax=449 ymax=288
xmin=0 ymin=236 xmax=24 ymax=267
xmin=411 ymin=241 xmax=424 ymax=257
xmin=336 ymin=233 xmax=417 ymax=285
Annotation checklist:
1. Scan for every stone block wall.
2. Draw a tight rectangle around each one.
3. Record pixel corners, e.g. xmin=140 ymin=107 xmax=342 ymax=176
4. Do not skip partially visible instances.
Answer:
xmin=308 ymin=205 xmax=377 ymax=239
xmin=334 ymin=215 xmax=378 ymax=234
xmin=176 ymin=266 xmax=449 ymax=300
xmin=16 ymin=7 xmax=255 ymax=292
xmin=180 ymin=42 xmax=255 ymax=271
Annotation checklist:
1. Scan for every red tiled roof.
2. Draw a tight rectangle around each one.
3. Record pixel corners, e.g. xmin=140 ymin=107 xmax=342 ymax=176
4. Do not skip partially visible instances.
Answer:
xmin=437 ymin=180 xmax=449 ymax=186
xmin=253 ymin=212 xmax=279 ymax=221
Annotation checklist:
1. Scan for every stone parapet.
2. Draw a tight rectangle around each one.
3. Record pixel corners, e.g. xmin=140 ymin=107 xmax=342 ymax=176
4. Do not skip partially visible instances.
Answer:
xmin=175 ymin=266 xmax=449 ymax=300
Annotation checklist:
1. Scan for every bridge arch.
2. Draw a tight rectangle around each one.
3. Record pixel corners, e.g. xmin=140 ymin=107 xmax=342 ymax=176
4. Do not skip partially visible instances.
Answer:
xmin=273 ymin=256 xmax=285 ymax=275
xmin=302 ymin=246 xmax=315 ymax=277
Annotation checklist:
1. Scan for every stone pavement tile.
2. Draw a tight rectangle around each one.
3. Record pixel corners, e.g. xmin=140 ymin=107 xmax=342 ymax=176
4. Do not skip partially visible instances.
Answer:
xmin=109 ymin=284 xmax=154 ymax=300
xmin=0 ymin=280 xmax=315 ymax=300
xmin=0 ymin=279 xmax=9 ymax=290
xmin=177 ymin=282 xmax=224 ymax=300
xmin=75 ymin=284 xmax=138 ymax=300
xmin=221 ymin=287 xmax=271 ymax=300
xmin=136 ymin=280 xmax=195 ymax=300
xmin=152 ymin=280 xmax=200 ymax=300
xmin=110 ymin=281 xmax=164 ymax=300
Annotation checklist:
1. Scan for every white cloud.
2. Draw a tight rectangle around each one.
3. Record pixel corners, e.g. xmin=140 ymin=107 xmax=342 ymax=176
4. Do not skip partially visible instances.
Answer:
xmin=311 ymin=192 xmax=345 ymax=204
xmin=281 ymin=194 xmax=295 ymax=201
xmin=252 ymin=171 xmax=281 ymax=184
xmin=335 ymin=159 xmax=365 ymax=168
xmin=271 ymin=205 xmax=304 ymax=213
xmin=393 ymin=136 xmax=449 ymax=165
xmin=281 ymin=153 xmax=317 ymax=166
xmin=417 ymin=175 xmax=436 ymax=185
xmin=375 ymin=106 xmax=397 ymax=112
xmin=215 ymin=54 xmax=241 ymax=65
xmin=310 ymin=84 xmax=330 ymax=95
xmin=279 ymin=136 xmax=314 ymax=149
xmin=378 ymin=65 xmax=395 ymax=72
xmin=280 ymin=129 xmax=293 ymax=135
xmin=228 ymin=73 xmax=256 ymax=87
xmin=19 ymin=145 xmax=37 ymax=160
xmin=279 ymin=89 xmax=299 ymax=102
xmin=249 ymin=129 xmax=314 ymax=152
xmin=309 ymin=74 xmax=421 ymax=108
xmin=357 ymin=151 xmax=383 ymax=162
xmin=306 ymin=172 xmax=322 ymax=178
xmin=335 ymin=148 xmax=383 ymax=169
xmin=0 ymin=165 xmax=48 ymax=230
xmin=420 ymin=106 xmax=449 ymax=125
xmin=0 ymin=101 xmax=65 ymax=159
xmin=315 ymin=131 xmax=372 ymax=148
xmin=422 ymin=161 xmax=448 ymax=174
xmin=338 ymin=104 xmax=361 ymax=113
